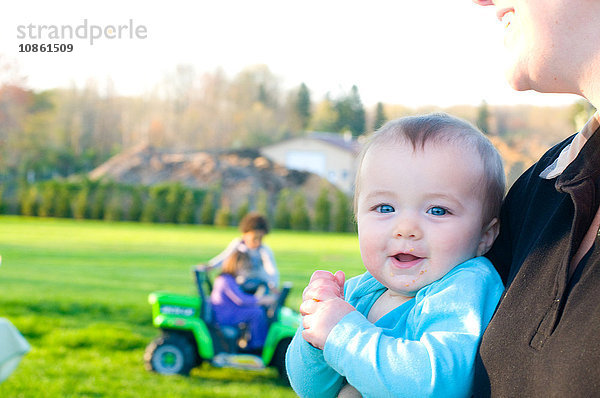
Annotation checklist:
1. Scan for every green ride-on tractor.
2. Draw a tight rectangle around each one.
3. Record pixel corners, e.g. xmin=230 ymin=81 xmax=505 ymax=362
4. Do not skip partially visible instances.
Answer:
xmin=144 ymin=265 xmax=300 ymax=383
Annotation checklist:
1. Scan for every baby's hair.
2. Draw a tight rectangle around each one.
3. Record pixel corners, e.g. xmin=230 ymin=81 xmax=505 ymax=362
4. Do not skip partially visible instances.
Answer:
xmin=354 ymin=112 xmax=505 ymax=224
xmin=222 ymin=250 xmax=251 ymax=276
xmin=239 ymin=212 xmax=270 ymax=234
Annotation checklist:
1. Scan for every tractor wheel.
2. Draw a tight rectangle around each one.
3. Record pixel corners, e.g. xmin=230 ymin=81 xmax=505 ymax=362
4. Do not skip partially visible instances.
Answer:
xmin=271 ymin=338 xmax=292 ymax=385
xmin=144 ymin=333 xmax=197 ymax=375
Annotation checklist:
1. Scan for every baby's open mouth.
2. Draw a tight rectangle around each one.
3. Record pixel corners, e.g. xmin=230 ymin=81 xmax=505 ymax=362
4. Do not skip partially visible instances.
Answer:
xmin=393 ymin=253 xmax=422 ymax=262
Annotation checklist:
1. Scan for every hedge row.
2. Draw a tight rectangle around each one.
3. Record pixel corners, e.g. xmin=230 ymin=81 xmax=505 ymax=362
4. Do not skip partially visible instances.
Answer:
xmin=0 ymin=180 xmax=355 ymax=232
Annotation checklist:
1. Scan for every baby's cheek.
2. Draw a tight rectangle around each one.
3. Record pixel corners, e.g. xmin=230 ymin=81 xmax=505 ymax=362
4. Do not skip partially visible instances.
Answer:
xmin=359 ymin=236 xmax=380 ymax=265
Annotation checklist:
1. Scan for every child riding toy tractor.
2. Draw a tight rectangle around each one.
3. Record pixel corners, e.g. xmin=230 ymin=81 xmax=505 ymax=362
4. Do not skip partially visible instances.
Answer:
xmin=144 ymin=265 xmax=299 ymax=383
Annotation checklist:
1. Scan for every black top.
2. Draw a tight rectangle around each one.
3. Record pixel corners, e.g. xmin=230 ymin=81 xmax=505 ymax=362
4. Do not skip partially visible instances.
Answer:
xmin=475 ymin=124 xmax=600 ymax=396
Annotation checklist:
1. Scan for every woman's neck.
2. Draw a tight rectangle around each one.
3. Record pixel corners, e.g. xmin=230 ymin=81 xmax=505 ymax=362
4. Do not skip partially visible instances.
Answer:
xmin=578 ymin=52 xmax=600 ymax=110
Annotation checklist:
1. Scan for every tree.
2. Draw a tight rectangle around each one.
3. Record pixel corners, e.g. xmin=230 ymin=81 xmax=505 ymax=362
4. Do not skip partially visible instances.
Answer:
xmin=72 ymin=186 xmax=90 ymax=220
xmin=235 ymin=199 xmax=250 ymax=224
xmin=256 ymin=190 xmax=270 ymax=222
xmin=90 ymin=183 xmax=107 ymax=220
xmin=177 ymin=190 xmax=196 ymax=224
xmin=334 ymin=85 xmax=366 ymax=137
xmin=128 ymin=187 xmax=144 ymax=222
xmin=314 ymin=188 xmax=331 ymax=231
xmin=104 ymin=193 xmax=123 ymax=221
xmin=20 ymin=185 xmax=39 ymax=216
xmin=290 ymin=192 xmax=310 ymax=231
xmin=54 ymin=184 xmax=71 ymax=218
xmin=38 ymin=181 xmax=58 ymax=217
xmin=373 ymin=102 xmax=387 ymax=131
xmin=165 ymin=183 xmax=184 ymax=224
xmin=274 ymin=189 xmax=291 ymax=229
xmin=310 ymin=96 xmax=338 ymax=132
xmin=296 ymin=83 xmax=311 ymax=131
xmin=141 ymin=187 xmax=162 ymax=223
xmin=333 ymin=191 xmax=353 ymax=232
xmin=0 ymin=185 xmax=5 ymax=214
xmin=476 ymin=100 xmax=491 ymax=135
xmin=200 ymin=191 xmax=216 ymax=225
xmin=570 ymin=99 xmax=596 ymax=130
xmin=215 ymin=205 xmax=232 ymax=227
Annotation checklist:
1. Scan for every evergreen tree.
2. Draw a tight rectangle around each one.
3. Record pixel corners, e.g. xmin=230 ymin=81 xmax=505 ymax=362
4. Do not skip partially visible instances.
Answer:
xmin=38 ymin=181 xmax=58 ymax=217
xmin=177 ymin=190 xmax=196 ymax=224
xmin=200 ymin=191 xmax=216 ymax=225
xmin=476 ymin=100 xmax=491 ymax=135
xmin=20 ymin=185 xmax=39 ymax=216
xmin=274 ymin=189 xmax=291 ymax=229
xmin=104 ymin=193 xmax=123 ymax=221
xmin=141 ymin=188 xmax=160 ymax=223
xmin=215 ymin=205 xmax=232 ymax=227
xmin=72 ymin=186 xmax=90 ymax=220
xmin=333 ymin=191 xmax=352 ymax=232
xmin=256 ymin=190 xmax=270 ymax=222
xmin=54 ymin=184 xmax=71 ymax=218
xmin=570 ymin=99 xmax=596 ymax=130
xmin=296 ymin=83 xmax=311 ymax=130
xmin=290 ymin=192 xmax=310 ymax=230
xmin=310 ymin=96 xmax=338 ymax=132
xmin=314 ymin=188 xmax=331 ymax=231
xmin=373 ymin=102 xmax=387 ymax=131
xmin=128 ymin=187 xmax=144 ymax=222
xmin=235 ymin=199 xmax=250 ymax=224
xmin=165 ymin=183 xmax=184 ymax=224
xmin=334 ymin=85 xmax=366 ymax=136
xmin=0 ymin=185 xmax=5 ymax=214
xmin=90 ymin=184 xmax=107 ymax=220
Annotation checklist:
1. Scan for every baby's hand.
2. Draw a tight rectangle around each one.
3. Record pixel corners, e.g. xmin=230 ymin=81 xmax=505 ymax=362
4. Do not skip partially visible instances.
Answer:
xmin=300 ymin=270 xmax=354 ymax=349
xmin=301 ymin=297 xmax=355 ymax=350
xmin=301 ymin=270 xmax=345 ymax=302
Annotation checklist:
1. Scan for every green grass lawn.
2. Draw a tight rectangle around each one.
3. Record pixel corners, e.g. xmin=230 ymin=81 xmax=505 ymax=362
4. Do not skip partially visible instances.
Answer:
xmin=0 ymin=216 xmax=363 ymax=397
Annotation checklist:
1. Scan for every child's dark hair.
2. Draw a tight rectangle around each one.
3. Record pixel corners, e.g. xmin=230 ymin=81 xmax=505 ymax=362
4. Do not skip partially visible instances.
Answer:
xmin=239 ymin=212 xmax=270 ymax=234
xmin=354 ymin=113 xmax=506 ymax=224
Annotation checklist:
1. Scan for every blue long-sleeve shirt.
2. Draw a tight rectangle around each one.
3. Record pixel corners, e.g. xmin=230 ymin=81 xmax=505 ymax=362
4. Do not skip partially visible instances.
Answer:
xmin=286 ymin=257 xmax=503 ymax=398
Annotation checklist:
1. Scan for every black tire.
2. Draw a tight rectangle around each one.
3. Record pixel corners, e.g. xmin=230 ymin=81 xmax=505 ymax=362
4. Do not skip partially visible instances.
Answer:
xmin=271 ymin=338 xmax=292 ymax=385
xmin=144 ymin=333 xmax=197 ymax=375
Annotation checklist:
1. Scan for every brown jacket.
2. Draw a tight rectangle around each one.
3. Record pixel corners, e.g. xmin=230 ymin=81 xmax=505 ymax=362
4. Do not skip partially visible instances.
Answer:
xmin=475 ymin=122 xmax=600 ymax=397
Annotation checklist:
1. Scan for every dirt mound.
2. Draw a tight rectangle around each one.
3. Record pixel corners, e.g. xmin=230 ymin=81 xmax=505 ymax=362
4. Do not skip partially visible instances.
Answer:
xmin=89 ymin=144 xmax=338 ymax=210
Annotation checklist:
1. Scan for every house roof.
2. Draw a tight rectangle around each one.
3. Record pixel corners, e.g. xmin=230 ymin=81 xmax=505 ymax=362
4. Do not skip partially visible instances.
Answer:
xmin=264 ymin=131 xmax=360 ymax=155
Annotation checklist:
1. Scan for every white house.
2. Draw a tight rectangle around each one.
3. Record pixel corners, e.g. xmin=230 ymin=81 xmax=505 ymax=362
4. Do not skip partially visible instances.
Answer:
xmin=260 ymin=132 xmax=360 ymax=193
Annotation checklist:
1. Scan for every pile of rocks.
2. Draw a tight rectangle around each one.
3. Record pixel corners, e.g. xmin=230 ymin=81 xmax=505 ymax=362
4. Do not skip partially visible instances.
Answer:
xmin=89 ymin=144 xmax=337 ymax=211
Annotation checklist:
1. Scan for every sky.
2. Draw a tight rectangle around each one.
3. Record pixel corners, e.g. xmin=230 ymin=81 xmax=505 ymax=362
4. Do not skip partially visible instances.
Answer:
xmin=0 ymin=0 xmax=581 ymax=108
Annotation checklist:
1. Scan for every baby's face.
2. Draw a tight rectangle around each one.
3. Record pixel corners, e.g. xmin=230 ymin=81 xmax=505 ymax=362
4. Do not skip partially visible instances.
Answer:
xmin=356 ymin=141 xmax=492 ymax=297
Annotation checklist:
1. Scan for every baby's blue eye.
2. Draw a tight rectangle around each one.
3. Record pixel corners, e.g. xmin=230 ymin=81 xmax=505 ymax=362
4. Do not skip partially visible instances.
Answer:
xmin=376 ymin=204 xmax=395 ymax=213
xmin=427 ymin=207 xmax=447 ymax=216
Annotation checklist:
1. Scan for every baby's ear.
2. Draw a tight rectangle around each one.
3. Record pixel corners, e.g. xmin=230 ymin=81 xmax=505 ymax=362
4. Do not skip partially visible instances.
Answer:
xmin=477 ymin=218 xmax=500 ymax=257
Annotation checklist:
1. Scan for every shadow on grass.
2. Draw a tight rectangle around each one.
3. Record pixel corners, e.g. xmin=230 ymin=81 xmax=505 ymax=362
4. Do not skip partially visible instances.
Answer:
xmin=188 ymin=363 xmax=290 ymax=387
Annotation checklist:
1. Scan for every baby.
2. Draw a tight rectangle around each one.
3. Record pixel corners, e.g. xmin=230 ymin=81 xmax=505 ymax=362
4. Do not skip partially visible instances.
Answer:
xmin=286 ymin=113 xmax=505 ymax=397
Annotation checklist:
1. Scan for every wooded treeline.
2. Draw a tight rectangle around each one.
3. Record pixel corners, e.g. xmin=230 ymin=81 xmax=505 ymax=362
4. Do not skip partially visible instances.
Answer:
xmin=1 ymin=61 xmax=379 ymax=184
xmin=0 ymin=56 xmax=596 ymax=223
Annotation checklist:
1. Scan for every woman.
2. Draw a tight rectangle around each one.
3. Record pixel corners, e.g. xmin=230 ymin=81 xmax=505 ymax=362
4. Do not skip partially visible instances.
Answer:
xmin=471 ymin=1 xmax=600 ymax=396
